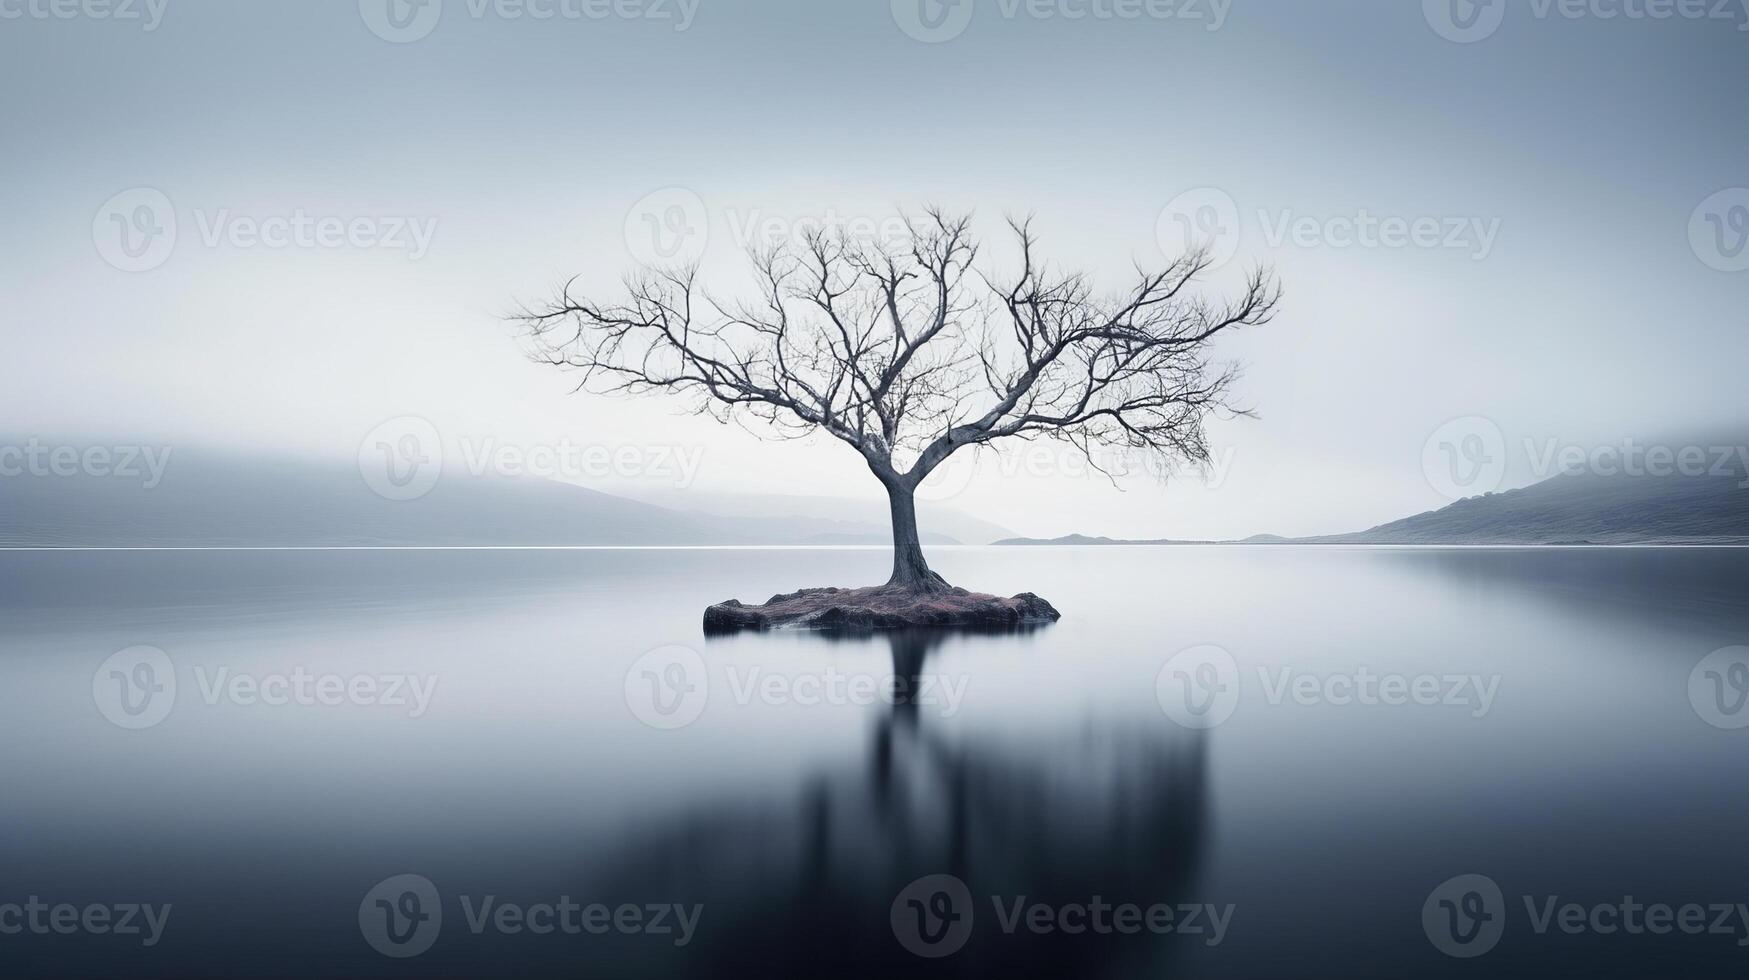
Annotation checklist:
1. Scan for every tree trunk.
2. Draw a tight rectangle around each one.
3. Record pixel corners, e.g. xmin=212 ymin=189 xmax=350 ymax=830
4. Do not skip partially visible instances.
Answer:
xmin=884 ymin=480 xmax=948 ymax=592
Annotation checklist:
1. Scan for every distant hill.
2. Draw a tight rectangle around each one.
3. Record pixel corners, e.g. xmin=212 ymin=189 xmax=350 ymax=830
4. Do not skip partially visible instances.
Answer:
xmin=993 ymin=533 xmax=1215 ymax=546
xmin=997 ymin=458 xmax=1749 ymax=547
xmin=0 ymin=445 xmax=961 ymax=548
xmin=1312 ymin=465 xmax=1749 ymax=545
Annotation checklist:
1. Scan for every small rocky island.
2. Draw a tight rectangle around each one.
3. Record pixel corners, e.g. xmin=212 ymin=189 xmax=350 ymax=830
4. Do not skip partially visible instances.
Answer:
xmin=704 ymin=583 xmax=1061 ymax=633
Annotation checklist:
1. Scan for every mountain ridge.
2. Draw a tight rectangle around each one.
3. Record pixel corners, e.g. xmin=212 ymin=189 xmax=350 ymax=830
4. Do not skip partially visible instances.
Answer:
xmin=996 ymin=461 xmax=1749 ymax=547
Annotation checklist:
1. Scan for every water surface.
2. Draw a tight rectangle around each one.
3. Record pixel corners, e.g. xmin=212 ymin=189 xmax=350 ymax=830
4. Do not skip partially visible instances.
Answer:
xmin=2 ymin=547 xmax=1745 ymax=978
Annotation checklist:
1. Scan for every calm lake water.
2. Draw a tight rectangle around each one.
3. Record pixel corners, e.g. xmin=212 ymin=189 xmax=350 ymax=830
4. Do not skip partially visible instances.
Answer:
xmin=2 ymin=546 xmax=1746 ymax=978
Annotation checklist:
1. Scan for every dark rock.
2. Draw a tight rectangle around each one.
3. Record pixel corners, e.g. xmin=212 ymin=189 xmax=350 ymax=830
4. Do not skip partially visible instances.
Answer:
xmin=703 ymin=584 xmax=1061 ymax=634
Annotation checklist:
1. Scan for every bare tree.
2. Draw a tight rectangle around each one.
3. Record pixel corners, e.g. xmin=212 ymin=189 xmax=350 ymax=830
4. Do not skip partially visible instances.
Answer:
xmin=520 ymin=210 xmax=1280 ymax=592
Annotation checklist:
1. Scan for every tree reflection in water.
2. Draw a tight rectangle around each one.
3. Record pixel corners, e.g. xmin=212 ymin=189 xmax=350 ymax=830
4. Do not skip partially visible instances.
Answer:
xmin=590 ymin=628 xmax=1213 ymax=979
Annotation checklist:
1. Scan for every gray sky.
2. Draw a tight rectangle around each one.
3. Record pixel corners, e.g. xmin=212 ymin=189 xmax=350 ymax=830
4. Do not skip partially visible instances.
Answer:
xmin=3 ymin=0 xmax=1745 ymax=538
